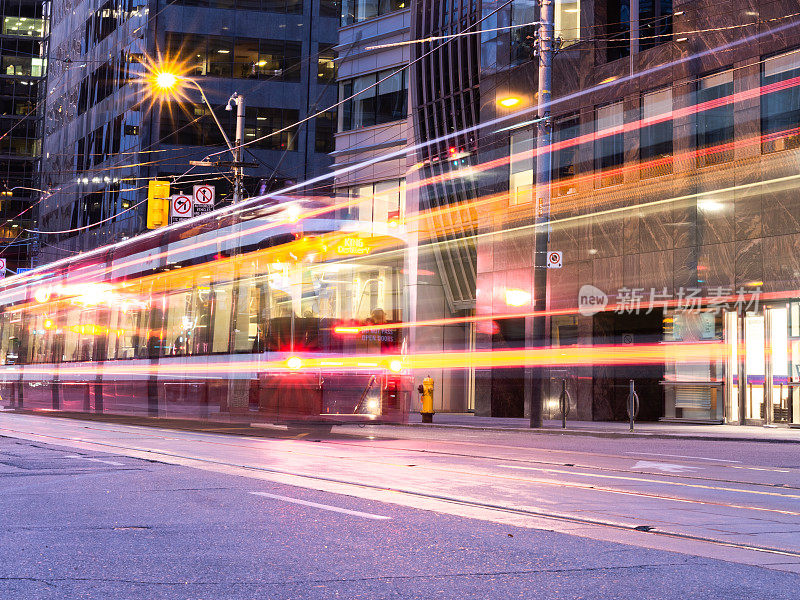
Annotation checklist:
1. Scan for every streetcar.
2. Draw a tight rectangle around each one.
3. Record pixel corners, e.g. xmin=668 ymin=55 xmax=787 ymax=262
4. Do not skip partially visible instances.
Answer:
xmin=0 ymin=197 xmax=412 ymax=428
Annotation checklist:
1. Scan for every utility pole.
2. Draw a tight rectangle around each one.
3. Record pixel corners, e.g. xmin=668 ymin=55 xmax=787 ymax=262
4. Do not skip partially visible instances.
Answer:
xmin=227 ymin=92 xmax=246 ymax=203
xmin=529 ymin=0 xmax=554 ymax=428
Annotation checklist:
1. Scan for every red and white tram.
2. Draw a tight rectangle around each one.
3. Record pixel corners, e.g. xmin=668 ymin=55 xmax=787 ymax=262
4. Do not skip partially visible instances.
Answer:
xmin=0 ymin=199 xmax=411 ymax=427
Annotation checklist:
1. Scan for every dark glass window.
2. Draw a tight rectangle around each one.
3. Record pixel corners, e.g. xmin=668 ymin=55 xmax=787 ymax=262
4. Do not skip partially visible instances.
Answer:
xmin=341 ymin=0 xmax=405 ymax=26
xmin=607 ymin=0 xmax=630 ymax=62
xmin=552 ymin=113 xmax=579 ymax=197
xmin=315 ymin=110 xmax=336 ymax=153
xmin=339 ymin=69 xmax=406 ymax=131
xmin=762 ymin=49 xmax=800 ymax=153
xmin=639 ymin=0 xmax=672 ymax=51
xmin=696 ymin=71 xmax=734 ymax=167
xmin=640 ymin=88 xmax=672 ymax=178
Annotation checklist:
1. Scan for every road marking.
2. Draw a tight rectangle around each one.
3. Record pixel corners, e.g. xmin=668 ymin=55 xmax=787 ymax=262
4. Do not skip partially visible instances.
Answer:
xmin=64 ymin=454 xmax=124 ymax=466
xmin=249 ymin=491 xmax=391 ymax=520
xmin=631 ymin=461 xmax=702 ymax=473
xmin=625 ymin=452 xmax=740 ymax=464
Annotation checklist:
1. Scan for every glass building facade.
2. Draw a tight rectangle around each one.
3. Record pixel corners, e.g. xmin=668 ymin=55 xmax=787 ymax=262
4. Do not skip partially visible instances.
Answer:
xmin=37 ymin=0 xmax=338 ymax=262
xmin=0 ymin=0 xmax=48 ymax=273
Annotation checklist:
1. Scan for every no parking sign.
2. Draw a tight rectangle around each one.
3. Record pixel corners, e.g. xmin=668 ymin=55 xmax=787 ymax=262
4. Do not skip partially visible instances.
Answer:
xmin=547 ymin=251 xmax=562 ymax=269
xmin=0 ymin=258 xmax=5 ymax=279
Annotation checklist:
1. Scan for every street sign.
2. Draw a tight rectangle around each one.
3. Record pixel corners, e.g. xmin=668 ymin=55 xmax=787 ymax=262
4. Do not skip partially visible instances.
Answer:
xmin=169 ymin=193 xmax=193 ymax=224
xmin=0 ymin=258 xmax=5 ymax=279
xmin=546 ymin=251 xmax=562 ymax=269
xmin=193 ymin=185 xmax=215 ymax=216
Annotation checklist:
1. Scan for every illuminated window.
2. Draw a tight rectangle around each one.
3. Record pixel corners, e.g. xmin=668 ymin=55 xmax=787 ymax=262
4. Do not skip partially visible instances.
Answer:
xmin=595 ymin=101 xmax=624 ymax=187
xmin=509 ymin=130 xmax=534 ymax=205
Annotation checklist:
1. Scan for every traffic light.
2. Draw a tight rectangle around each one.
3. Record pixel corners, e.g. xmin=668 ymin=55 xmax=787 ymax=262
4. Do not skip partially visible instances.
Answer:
xmin=146 ymin=180 xmax=170 ymax=229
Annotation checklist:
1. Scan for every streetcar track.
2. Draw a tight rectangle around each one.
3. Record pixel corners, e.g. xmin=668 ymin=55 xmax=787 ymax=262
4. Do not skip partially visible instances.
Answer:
xmin=5 ymin=420 xmax=800 ymax=518
xmin=16 ymin=413 xmax=800 ymax=491
xmin=3 ymin=423 xmax=800 ymax=562
xmin=4 ymin=415 xmax=800 ymax=500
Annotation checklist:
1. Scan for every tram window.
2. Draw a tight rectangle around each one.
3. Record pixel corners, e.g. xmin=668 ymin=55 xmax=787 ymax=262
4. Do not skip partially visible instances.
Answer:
xmin=164 ymin=289 xmax=191 ymax=356
xmin=211 ymin=279 xmax=234 ymax=353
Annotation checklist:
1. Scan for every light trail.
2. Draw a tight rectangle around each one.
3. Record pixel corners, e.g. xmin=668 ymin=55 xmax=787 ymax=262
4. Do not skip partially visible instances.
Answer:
xmin=3 ymin=341 xmax=727 ymax=378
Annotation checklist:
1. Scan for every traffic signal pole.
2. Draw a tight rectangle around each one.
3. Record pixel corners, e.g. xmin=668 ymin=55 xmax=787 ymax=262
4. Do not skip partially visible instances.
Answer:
xmin=529 ymin=0 xmax=554 ymax=428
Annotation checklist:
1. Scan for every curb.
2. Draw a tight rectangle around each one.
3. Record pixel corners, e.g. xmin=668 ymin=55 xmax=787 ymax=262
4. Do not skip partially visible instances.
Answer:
xmin=379 ymin=421 xmax=800 ymax=444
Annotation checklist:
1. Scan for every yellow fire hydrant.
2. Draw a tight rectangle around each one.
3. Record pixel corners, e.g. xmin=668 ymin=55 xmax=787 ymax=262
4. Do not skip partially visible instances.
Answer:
xmin=418 ymin=375 xmax=435 ymax=423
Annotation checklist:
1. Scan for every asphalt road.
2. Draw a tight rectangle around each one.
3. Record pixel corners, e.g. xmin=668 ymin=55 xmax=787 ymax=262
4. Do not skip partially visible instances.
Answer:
xmin=1 ymin=412 xmax=800 ymax=598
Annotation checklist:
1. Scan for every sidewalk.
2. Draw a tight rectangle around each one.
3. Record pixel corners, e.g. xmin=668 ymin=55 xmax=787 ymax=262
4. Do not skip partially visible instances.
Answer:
xmin=399 ymin=412 xmax=800 ymax=443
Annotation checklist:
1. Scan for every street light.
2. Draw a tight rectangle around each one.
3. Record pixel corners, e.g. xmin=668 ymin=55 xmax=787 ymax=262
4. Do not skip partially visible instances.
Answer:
xmin=144 ymin=65 xmax=246 ymax=202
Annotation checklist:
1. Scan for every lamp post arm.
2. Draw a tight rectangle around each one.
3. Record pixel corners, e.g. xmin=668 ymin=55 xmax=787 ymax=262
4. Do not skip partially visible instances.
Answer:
xmin=185 ymin=78 xmax=236 ymax=157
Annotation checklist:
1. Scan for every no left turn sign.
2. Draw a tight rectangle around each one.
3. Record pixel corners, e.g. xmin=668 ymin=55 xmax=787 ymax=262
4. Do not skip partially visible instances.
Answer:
xmin=171 ymin=194 xmax=192 ymax=217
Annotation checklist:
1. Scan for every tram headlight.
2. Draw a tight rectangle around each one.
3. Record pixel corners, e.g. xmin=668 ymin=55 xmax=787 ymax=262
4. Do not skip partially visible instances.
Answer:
xmin=34 ymin=288 xmax=50 ymax=303
xmin=366 ymin=399 xmax=381 ymax=414
xmin=286 ymin=356 xmax=302 ymax=370
xmin=388 ymin=359 xmax=403 ymax=373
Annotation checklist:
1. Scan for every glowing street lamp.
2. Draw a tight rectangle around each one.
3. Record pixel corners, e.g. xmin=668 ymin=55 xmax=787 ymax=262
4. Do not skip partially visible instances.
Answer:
xmin=498 ymin=96 xmax=522 ymax=108
xmin=141 ymin=59 xmax=246 ymax=201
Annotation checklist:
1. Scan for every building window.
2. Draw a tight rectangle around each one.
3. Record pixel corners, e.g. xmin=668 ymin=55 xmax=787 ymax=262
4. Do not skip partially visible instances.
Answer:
xmin=511 ymin=1 xmax=538 ymax=65
xmin=166 ymin=33 xmax=301 ymax=82
xmin=159 ymin=103 xmax=298 ymax=150
xmin=696 ymin=71 xmax=734 ymax=167
xmin=606 ymin=1 xmax=671 ymax=62
xmin=552 ymin=113 xmax=579 ymax=196
xmin=555 ymin=1 xmax=580 ymax=47
xmin=247 ymin=107 xmax=299 ymax=150
xmin=341 ymin=0 xmax=406 ymax=27
xmin=339 ymin=69 xmax=407 ymax=131
xmin=340 ymin=179 xmax=405 ymax=222
xmin=315 ymin=111 xmax=336 ymax=153
xmin=509 ymin=130 xmax=534 ymax=205
xmin=639 ymin=0 xmax=672 ymax=51
xmin=511 ymin=1 xmax=580 ymax=65
xmin=595 ymin=101 xmax=624 ymax=187
xmin=318 ymin=49 xmax=337 ymax=84
xmin=762 ymin=49 xmax=800 ymax=153
xmin=169 ymin=0 xmax=303 ymax=13
xmin=640 ymin=87 xmax=672 ymax=178
xmin=2 ymin=16 xmax=46 ymax=37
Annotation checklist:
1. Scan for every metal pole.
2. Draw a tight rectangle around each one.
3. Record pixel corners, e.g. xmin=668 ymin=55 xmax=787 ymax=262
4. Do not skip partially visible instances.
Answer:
xmin=628 ymin=379 xmax=639 ymax=432
xmin=561 ymin=379 xmax=567 ymax=429
xmin=232 ymin=92 xmax=246 ymax=204
xmin=529 ymin=0 xmax=554 ymax=428
xmin=187 ymin=79 xmax=235 ymax=154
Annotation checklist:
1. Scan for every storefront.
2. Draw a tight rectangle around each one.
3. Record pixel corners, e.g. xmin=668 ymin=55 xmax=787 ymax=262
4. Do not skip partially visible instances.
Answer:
xmin=663 ymin=303 xmax=800 ymax=426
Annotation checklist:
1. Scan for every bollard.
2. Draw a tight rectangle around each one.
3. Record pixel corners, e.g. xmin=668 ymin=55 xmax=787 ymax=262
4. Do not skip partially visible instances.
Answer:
xmin=559 ymin=379 xmax=571 ymax=429
xmin=627 ymin=379 xmax=640 ymax=432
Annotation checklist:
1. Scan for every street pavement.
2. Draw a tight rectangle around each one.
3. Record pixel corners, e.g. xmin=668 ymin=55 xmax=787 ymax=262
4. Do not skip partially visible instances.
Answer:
xmin=1 ymin=411 xmax=800 ymax=598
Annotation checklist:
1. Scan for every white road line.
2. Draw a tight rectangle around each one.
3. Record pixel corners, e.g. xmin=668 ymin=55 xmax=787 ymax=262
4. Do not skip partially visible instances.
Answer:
xmin=624 ymin=452 xmax=741 ymax=463
xmin=249 ymin=491 xmax=391 ymax=520
xmin=64 ymin=455 xmax=124 ymax=466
